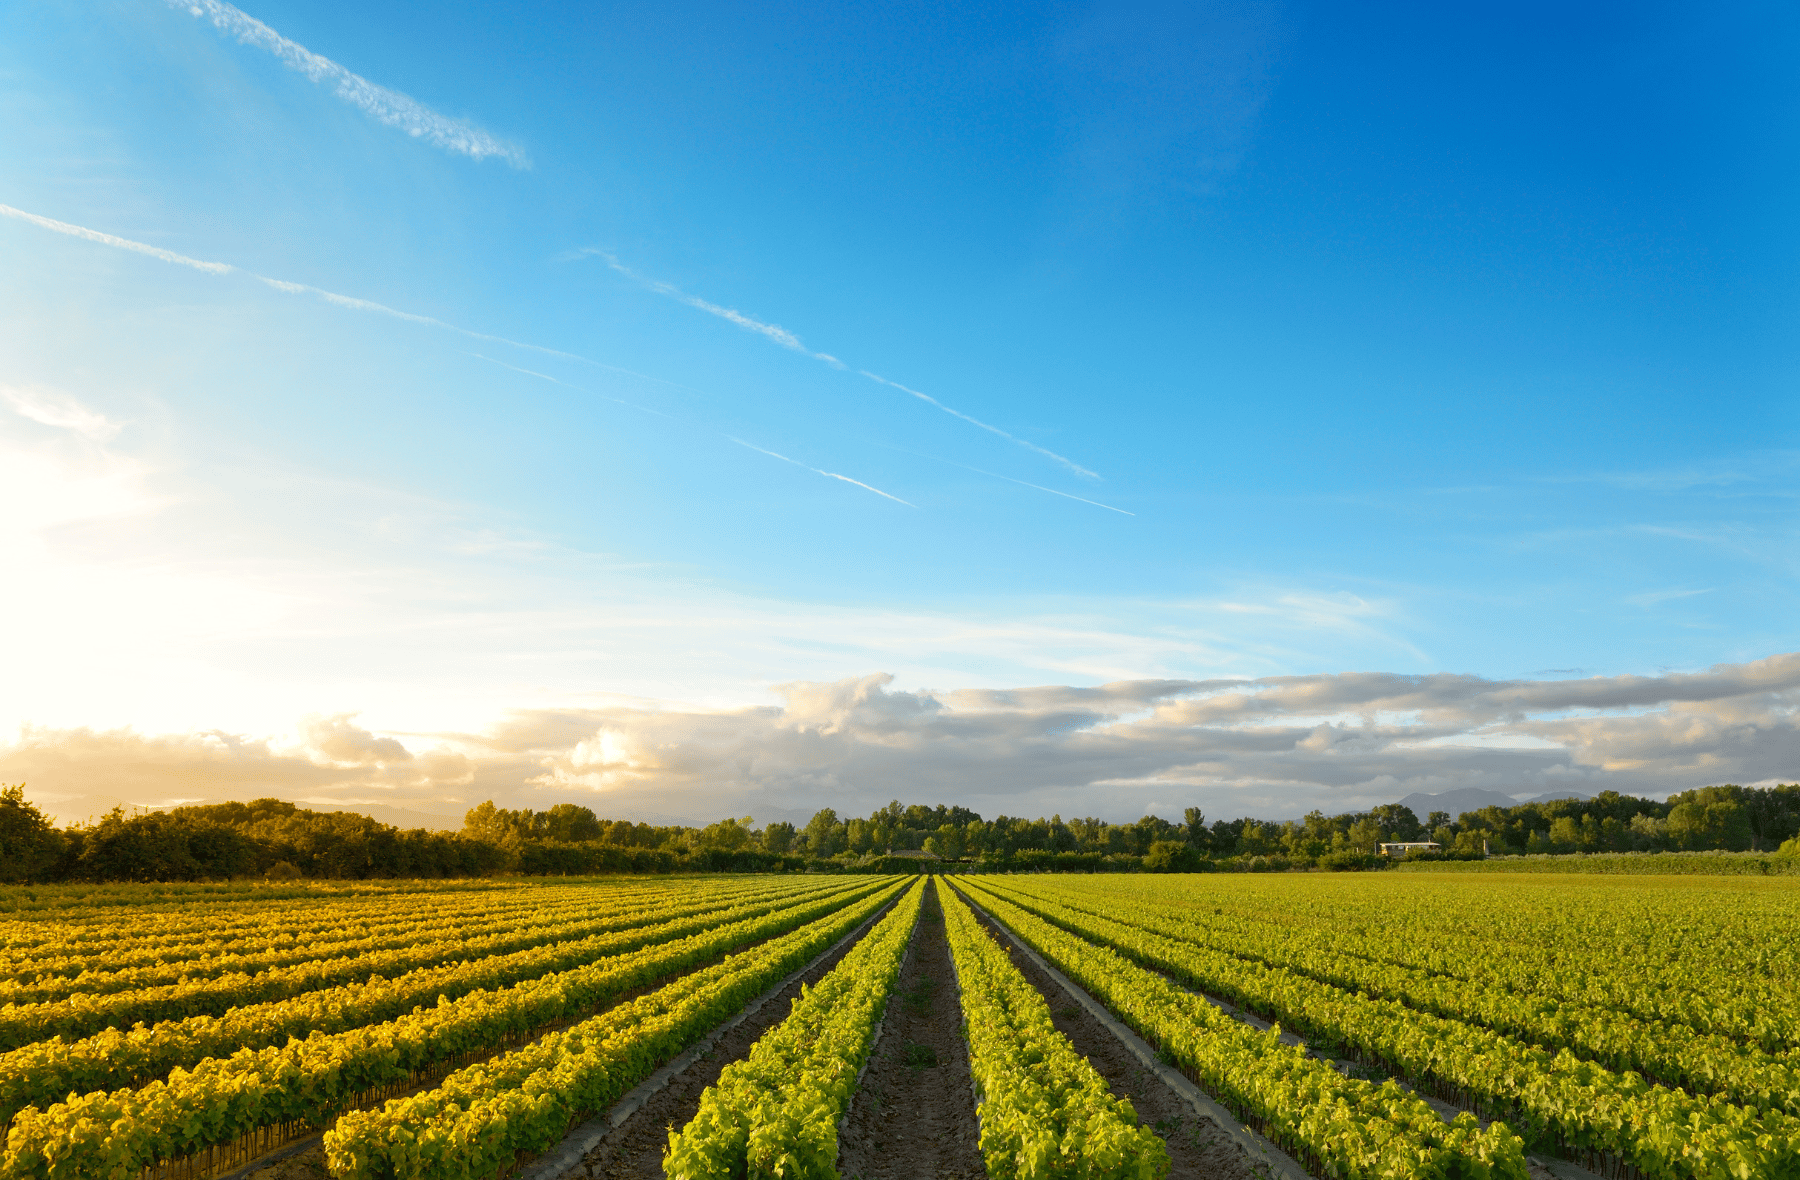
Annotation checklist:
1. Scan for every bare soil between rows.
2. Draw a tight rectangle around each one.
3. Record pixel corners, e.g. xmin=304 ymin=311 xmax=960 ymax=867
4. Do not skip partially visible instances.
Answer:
xmin=950 ymin=882 xmax=1273 ymax=1180
xmin=836 ymin=879 xmax=985 ymax=1180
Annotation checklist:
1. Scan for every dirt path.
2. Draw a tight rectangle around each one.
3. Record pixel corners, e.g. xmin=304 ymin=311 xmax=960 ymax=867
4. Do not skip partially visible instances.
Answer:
xmin=567 ymin=897 xmax=899 ymax=1180
xmin=836 ymin=879 xmax=985 ymax=1180
xmin=950 ymin=883 xmax=1271 ymax=1180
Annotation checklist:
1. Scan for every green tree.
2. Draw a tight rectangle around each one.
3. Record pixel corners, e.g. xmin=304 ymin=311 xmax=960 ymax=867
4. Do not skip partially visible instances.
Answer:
xmin=698 ymin=816 xmax=754 ymax=851
xmin=1452 ymin=829 xmax=1488 ymax=856
xmin=1183 ymin=807 xmax=1209 ymax=849
xmin=1143 ymin=840 xmax=1199 ymax=872
xmin=762 ymin=820 xmax=797 ymax=854
xmin=542 ymin=803 xmax=602 ymax=843
xmin=0 ymin=785 xmax=65 ymax=883
xmin=462 ymin=801 xmax=537 ymax=846
xmin=1367 ymin=805 xmax=1423 ymax=841
xmin=74 ymin=808 xmax=259 ymax=882
xmin=1667 ymin=800 xmax=1754 ymax=851
xmin=1346 ymin=816 xmax=1384 ymax=852
xmin=1628 ymin=812 xmax=1669 ymax=849
xmin=804 ymin=808 xmax=844 ymax=857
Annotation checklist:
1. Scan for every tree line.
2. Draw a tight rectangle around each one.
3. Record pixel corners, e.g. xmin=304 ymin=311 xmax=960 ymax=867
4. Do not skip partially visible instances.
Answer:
xmin=1 ymin=783 xmax=1797 ymax=883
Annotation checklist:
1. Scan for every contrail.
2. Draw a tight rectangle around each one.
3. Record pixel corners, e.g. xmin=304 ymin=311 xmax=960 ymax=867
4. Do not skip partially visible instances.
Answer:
xmin=474 ymin=356 xmax=914 ymax=508
xmin=962 ymin=465 xmax=1134 ymax=516
xmin=576 ymin=250 xmax=1100 ymax=479
xmin=858 ymin=371 xmax=1098 ymax=480
xmin=466 ymin=353 xmax=675 ymax=419
xmin=0 ymin=204 xmax=233 ymax=274
xmin=168 ymin=0 xmax=528 ymax=167
xmin=729 ymin=438 xmax=913 ymax=506
xmin=8 ymin=203 xmax=1090 ymax=517
xmin=2 ymin=202 xmax=581 ymax=362
xmin=577 ymin=250 xmax=845 ymax=368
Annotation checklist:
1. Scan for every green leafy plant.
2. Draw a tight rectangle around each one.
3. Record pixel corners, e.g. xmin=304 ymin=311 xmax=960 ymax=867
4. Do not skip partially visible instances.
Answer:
xmin=941 ymin=882 xmax=1169 ymax=1180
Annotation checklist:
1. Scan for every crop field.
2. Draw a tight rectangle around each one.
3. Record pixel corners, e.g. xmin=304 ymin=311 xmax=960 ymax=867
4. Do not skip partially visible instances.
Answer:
xmin=0 ymin=872 xmax=1795 ymax=1180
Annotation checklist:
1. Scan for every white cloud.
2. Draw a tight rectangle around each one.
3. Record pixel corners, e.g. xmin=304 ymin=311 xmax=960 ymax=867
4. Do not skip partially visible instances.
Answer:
xmin=170 ymin=0 xmax=528 ymax=166
xmin=1 ymin=385 xmax=121 ymax=440
xmin=299 ymin=713 xmax=413 ymax=767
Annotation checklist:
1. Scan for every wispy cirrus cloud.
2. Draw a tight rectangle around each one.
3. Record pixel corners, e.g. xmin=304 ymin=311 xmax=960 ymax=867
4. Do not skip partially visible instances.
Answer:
xmin=574 ymin=250 xmax=1101 ymax=482
xmin=168 ymin=0 xmax=528 ymax=167
xmin=1 ymin=385 xmax=121 ymax=441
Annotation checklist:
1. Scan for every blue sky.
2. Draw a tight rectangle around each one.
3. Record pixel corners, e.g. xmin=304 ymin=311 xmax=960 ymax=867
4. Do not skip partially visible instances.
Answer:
xmin=2 ymin=0 xmax=1796 ymax=824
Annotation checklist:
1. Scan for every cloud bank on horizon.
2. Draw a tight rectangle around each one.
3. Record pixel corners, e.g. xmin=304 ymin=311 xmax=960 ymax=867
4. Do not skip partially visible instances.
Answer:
xmin=11 ymin=655 xmax=1798 ymax=827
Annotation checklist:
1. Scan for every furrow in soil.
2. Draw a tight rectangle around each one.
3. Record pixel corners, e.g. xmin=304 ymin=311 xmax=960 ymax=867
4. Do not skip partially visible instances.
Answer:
xmin=836 ymin=879 xmax=984 ymax=1180
xmin=568 ymin=898 xmax=892 ymax=1180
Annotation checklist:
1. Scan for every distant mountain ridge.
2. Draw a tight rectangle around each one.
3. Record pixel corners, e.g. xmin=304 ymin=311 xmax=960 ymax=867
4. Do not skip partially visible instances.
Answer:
xmin=1395 ymin=787 xmax=1592 ymax=819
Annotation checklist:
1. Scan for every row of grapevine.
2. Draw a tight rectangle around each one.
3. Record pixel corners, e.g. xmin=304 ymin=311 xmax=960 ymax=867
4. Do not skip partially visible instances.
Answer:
xmin=0 ymin=878 xmax=520 ymax=939
xmin=660 ymin=879 xmax=928 ymax=1180
xmin=996 ymin=877 xmax=1800 ymax=1115
xmin=0 ymin=875 xmax=715 ymax=978
xmin=969 ymin=878 xmax=1800 ymax=1180
xmin=939 ymin=882 xmax=1169 ymax=1180
xmin=0 ymin=878 xmax=883 ymax=1125
xmin=955 ymin=880 xmax=1533 ymax=1180
xmin=326 ymin=878 xmax=918 ymax=1180
xmin=0 ymin=878 xmax=848 ymax=1051
xmin=0 ymin=880 xmax=899 ymax=1180
xmin=0 ymin=876 xmax=792 ymax=1002
xmin=0 ymin=881 xmax=540 ymax=956
xmin=1039 ymin=874 xmax=1800 ymax=1052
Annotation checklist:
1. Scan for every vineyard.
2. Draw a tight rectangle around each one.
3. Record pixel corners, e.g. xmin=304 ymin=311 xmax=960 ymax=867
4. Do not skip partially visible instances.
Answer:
xmin=0 ymin=871 xmax=1795 ymax=1180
